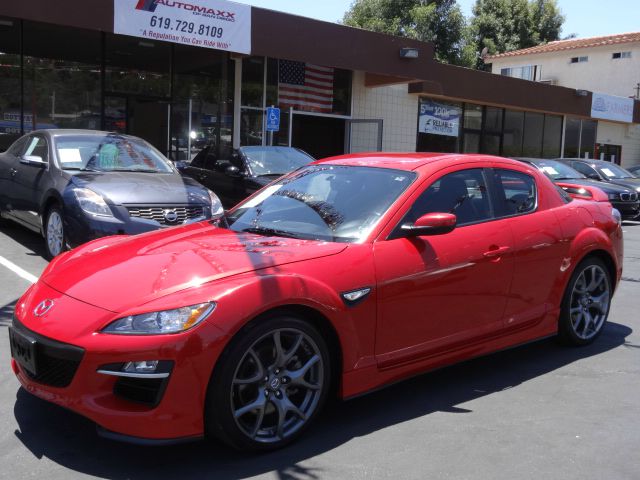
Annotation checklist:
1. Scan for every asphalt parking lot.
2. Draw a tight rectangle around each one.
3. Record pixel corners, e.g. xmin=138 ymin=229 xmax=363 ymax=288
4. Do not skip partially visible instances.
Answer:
xmin=0 ymin=221 xmax=639 ymax=480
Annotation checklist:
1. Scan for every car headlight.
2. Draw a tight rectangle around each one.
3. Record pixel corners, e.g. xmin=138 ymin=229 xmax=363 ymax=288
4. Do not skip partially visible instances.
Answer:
xmin=102 ymin=303 xmax=215 ymax=335
xmin=73 ymin=188 xmax=113 ymax=217
xmin=608 ymin=193 xmax=620 ymax=201
xmin=209 ymin=190 xmax=224 ymax=217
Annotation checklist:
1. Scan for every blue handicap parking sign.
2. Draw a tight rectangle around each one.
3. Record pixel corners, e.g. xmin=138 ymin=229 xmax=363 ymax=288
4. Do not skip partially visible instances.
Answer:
xmin=266 ymin=107 xmax=280 ymax=132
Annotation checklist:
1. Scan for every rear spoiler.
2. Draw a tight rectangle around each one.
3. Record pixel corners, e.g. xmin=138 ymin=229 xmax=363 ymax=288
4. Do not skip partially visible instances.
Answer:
xmin=556 ymin=182 xmax=609 ymax=202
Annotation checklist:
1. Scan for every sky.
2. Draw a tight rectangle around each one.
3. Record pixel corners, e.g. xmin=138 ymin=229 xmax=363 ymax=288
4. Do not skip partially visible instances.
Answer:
xmin=239 ymin=0 xmax=640 ymax=39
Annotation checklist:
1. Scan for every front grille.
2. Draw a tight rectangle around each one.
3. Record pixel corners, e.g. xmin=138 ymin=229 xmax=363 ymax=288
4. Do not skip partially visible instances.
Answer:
xmin=114 ymin=377 xmax=168 ymax=407
xmin=126 ymin=205 xmax=207 ymax=226
xmin=620 ymin=192 xmax=638 ymax=202
xmin=13 ymin=318 xmax=84 ymax=388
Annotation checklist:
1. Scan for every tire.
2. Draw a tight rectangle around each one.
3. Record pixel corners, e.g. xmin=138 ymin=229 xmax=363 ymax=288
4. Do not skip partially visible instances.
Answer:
xmin=206 ymin=315 xmax=332 ymax=451
xmin=44 ymin=206 xmax=66 ymax=260
xmin=558 ymin=257 xmax=612 ymax=346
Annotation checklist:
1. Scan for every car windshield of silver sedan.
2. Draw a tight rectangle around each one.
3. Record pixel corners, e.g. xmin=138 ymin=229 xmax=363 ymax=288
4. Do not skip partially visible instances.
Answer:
xmin=55 ymin=134 xmax=174 ymax=173
xmin=227 ymin=165 xmax=416 ymax=242
xmin=241 ymin=146 xmax=314 ymax=176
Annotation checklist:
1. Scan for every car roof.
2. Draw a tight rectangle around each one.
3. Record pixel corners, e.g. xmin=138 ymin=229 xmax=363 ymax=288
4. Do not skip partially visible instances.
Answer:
xmin=314 ymin=152 xmax=525 ymax=172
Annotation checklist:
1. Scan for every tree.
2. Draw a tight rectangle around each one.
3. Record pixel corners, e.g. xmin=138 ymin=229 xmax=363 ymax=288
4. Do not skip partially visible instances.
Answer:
xmin=467 ymin=0 xmax=565 ymax=68
xmin=343 ymin=0 xmax=468 ymax=66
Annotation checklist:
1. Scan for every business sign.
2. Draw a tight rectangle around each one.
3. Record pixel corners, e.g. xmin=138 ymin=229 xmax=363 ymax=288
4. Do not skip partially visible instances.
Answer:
xmin=419 ymin=99 xmax=462 ymax=137
xmin=591 ymin=92 xmax=634 ymax=123
xmin=266 ymin=107 xmax=280 ymax=132
xmin=114 ymin=0 xmax=251 ymax=55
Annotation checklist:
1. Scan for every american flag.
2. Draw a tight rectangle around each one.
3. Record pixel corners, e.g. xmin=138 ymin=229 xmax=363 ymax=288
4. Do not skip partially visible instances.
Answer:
xmin=278 ymin=60 xmax=334 ymax=113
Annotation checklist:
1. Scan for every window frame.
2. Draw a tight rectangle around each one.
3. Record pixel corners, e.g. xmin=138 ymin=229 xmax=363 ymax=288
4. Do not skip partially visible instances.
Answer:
xmin=388 ymin=167 xmax=497 ymax=239
xmin=487 ymin=167 xmax=539 ymax=219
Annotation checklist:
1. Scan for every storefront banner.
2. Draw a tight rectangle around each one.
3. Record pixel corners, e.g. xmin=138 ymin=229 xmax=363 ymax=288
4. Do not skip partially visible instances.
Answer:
xmin=591 ymin=92 xmax=634 ymax=123
xmin=114 ymin=0 xmax=251 ymax=54
xmin=419 ymin=100 xmax=462 ymax=137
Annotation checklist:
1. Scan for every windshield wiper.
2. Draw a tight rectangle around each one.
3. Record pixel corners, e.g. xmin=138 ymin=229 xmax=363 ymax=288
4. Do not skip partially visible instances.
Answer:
xmin=554 ymin=176 xmax=580 ymax=180
xmin=241 ymin=226 xmax=306 ymax=239
xmin=109 ymin=168 xmax=159 ymax=173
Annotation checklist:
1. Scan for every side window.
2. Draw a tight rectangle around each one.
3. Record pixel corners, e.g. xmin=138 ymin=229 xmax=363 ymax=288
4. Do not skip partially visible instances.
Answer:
xmin=571 ymin=162 xmax=597 ymax=178
xmin=403 ymin=168 xmax=492 ymax=227
xmin=7 ymin=137 xmax=28 ymax=156
xmin=493 ymin=169 xmax=537 ymax=216
xmin=23 ymin=135 xmax=49 ymax=163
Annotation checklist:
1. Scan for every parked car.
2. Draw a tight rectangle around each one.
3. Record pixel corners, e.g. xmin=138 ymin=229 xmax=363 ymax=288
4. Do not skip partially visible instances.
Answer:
xmin=182 ymin=145 xmax=315 ymax=208
xmin=9 ymin=153 xmax=622 ymax=451
xmin=0 ymin=130 xmax=222 ymax=259
xmin=627 ymin=164 xmax=640 ymax=177
xmin=557 ymin=158 xmax=640 ymax=194
xmin=515 ymin=158 xmax=640 ymax=219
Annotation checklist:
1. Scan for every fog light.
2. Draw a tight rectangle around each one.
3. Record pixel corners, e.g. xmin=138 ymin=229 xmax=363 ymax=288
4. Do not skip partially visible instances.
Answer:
xmin=123 ymin=360 xmax=159 ymax=374
xmin=97 ymin=360 xmax=173 ymax=379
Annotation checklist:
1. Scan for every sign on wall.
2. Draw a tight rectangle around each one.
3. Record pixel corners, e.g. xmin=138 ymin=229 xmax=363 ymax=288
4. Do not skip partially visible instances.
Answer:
xmin=591 ymin=92 xmax=634 ymax=123
xmin=114 ymin=0 xmax=251 ymax=55
xmin=419 ymin=99 xmax=462 ymax=137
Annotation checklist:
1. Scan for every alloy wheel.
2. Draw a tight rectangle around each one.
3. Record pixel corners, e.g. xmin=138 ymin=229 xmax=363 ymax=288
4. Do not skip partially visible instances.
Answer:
xmin=230 ymin=328 xmax=324 ymax=443
xmin=46 ymin=210 xmax=64 ymax=257
xmin=569 ymin=264 xmax=610 ymax=341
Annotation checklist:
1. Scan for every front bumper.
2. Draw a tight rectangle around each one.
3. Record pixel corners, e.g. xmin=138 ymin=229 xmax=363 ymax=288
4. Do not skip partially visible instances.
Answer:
xmin=63 ymin=202 xmax=211 ymax=249
xmin=10 ymin=282 xmax=229 ymax=441
xmin=610 ymin=200 xmax=640 ymax=219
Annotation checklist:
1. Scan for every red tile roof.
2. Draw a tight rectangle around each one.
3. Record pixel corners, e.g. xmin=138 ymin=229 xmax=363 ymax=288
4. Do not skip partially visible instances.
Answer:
xmin=486 ymin=31 xmax=640 ymax=59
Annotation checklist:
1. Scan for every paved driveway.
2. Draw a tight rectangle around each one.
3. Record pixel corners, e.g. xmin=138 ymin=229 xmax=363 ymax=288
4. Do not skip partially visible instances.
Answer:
xmin=1 ymin=221 xmax=639 ymax=480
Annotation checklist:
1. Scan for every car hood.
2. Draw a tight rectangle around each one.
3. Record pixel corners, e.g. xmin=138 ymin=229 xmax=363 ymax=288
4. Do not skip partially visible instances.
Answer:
xmin=554 ymin=178 xmax=632 ymax=193
xmin=68 ymin=171 xmax=211 ymax=205
xmin=607 ymin=177 xmax=640 ymax=191
xmin=41 ymin=222 xmax=348 ymax=312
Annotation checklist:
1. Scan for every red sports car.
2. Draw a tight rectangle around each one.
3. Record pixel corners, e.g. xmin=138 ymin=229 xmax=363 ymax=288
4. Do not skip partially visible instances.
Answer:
xmin=9 ymin=153 xmax=623 ymax=450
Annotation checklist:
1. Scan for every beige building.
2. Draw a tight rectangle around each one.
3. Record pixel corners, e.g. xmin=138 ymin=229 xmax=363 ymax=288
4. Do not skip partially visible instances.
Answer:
xmin=488 ymin=32 xmax=640 ymax=167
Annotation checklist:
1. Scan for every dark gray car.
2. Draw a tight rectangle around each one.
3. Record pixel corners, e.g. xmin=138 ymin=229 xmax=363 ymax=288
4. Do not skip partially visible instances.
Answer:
xmin=0 ymin=130 xmax=222 ymax=258
xmin=557 ymin=158 xmax=640 ymax=193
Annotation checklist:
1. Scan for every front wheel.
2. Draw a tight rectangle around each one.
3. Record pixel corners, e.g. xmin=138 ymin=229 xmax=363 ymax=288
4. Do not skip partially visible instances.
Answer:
xmin=44 ymin=206 xmax=66 ymax=260
xmin=558 ymin=257 xmax=612 ymax=345
xmin=206 ymin=316 xmax=331 ymax=451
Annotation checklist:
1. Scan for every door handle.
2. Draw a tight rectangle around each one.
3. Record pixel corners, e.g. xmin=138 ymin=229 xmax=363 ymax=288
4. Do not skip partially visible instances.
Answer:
xmin=483 ymin=246 xmax=510 ymax=258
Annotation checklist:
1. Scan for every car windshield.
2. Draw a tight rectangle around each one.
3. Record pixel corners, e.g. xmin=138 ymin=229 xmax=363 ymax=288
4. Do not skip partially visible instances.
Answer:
xmin=228 ymin=165 xmax=416 ymax=243
xmin=596 ymin=163 xmax=634 ymax=179
xmin=241 ymin=147 xmax=314 ymax=176
xmin=54 ymin=134 xmax=174 ymax=173
xmin=533 ymin=160 xmax=585 ymax=180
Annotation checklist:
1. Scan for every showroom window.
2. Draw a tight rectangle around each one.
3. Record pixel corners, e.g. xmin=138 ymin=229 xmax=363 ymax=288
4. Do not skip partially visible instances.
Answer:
xmin=171 ymin=44 xmax=234 ymax=162
xmin=23 ymin=22 xmax=101 ymax=134
xmin=0 ymin=18 xmax=21 ymax=151
xmin=563 ymin=117 xmax=598 ymax=158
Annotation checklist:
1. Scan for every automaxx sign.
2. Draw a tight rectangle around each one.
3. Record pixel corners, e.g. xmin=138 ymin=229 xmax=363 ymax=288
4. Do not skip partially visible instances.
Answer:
xmin=114 ymin=0 xmax=251 ymax=54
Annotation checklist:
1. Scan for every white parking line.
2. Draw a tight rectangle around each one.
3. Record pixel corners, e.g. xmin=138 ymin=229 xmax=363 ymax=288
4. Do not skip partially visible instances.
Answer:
xmin=0 ymin=256 xmax=39 ymax=284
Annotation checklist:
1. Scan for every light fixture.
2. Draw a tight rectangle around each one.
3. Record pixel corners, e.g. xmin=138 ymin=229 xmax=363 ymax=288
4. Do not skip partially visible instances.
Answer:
xmin=138 ymin=41 xmax=155 ymax=48
xmin=400 ymin=48 xmax=419 ymax=59
xmin=575 ymin=89 xmax=589 ymax=97
xmin=341 ymin=287 xmax=372 ymax=306
xmin=0 ymin=19 xmax=14 ymax=27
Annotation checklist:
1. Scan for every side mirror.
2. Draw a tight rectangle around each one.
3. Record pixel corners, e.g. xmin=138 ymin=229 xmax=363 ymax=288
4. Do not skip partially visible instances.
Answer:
xmin=225 ymin=165 xmax=242 ymax=178
xmin=401 ymin=212 xmax=457 ymax=237
xmin=20 ymin=155 xmax=46 ymax=167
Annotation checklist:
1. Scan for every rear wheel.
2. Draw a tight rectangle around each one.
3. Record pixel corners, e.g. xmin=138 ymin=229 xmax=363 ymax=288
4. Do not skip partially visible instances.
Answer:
xmin=206 ymin=315 xmax=331 ymax=451
xmin=558 ymin=257 xmax=611 ymax=345
xmin=44 ymin=206 xmax=66 ymax=259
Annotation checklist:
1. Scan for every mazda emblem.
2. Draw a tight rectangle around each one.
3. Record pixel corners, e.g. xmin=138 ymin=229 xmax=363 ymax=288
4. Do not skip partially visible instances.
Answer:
xmin=33 ymin=299 xmax=54 ymax=317
xmin=163 ymin=209 xmax=179 ymax=223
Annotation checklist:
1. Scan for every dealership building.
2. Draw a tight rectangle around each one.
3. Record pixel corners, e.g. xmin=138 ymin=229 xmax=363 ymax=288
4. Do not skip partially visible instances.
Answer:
xmin=1 ymin=0 xmax=639 ymax=166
